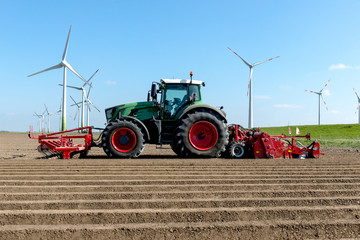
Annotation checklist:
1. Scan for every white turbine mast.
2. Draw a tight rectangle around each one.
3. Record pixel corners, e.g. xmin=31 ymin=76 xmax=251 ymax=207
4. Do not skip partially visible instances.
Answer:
xmin=228 ymin=47 xmax=279 ymax=128
xmin=353 ymin=88 xmax=360 ymax=124
xmin=27 ymin=26 xmax=89 ymax=131
xmin=305 ymin=80 xmax=330 ymax=125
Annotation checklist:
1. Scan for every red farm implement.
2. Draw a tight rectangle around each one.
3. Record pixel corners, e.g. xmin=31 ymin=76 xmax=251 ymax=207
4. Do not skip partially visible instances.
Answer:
xmin=226 ymin=124 xmax=323 ymax=159
xmin=29 ymin=126 xmax=96 ymax=159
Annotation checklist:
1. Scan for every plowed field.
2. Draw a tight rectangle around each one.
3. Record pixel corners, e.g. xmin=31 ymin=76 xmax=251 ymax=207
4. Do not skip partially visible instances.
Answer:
xmin=0 ymin=133 xmax=360 ymax=239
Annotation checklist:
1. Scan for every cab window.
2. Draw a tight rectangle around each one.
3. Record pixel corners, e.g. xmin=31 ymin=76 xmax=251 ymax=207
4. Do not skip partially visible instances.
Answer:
xmin=164 ymin=84 xmax=188 ymax=118
xmin=189 ymin=85 xmax=200 ymax=101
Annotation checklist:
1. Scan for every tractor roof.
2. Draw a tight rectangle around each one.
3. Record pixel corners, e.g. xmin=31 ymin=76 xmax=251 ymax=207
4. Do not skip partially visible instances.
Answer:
xmin=160 ymin=79 xmax=204 ymax=85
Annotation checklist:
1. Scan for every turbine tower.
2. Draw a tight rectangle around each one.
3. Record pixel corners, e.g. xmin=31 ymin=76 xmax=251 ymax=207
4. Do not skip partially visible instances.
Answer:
xmin=305 ymin=80 xmax=330 ymax=125
xmin=353 ymin=88 xmax=360 ymax=124
xmin=228 ymin=47 xmax=279 ymax=128
xmin=28 ymin=26 xmax=88 ymax=131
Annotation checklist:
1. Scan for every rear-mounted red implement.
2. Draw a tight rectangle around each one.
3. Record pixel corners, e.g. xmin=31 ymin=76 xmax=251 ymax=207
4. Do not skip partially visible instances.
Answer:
xmin=29 ymin=126 xmax=93 ymax=159
xmin=227 ymin=124 xmax=324 ymax=159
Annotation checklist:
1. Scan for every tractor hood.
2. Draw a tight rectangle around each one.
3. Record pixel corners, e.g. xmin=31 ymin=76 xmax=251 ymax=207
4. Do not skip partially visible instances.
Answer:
xmin=105 ymin=101 xmax=158 ymax=122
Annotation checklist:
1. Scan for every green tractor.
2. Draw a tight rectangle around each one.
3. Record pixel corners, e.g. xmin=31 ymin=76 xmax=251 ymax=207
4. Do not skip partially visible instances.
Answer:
xmin=102 ymin=73 xmax=228 ymax=158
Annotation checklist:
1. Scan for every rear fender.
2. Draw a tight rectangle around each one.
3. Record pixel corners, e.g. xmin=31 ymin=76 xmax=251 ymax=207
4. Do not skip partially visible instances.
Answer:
xmin=177 ymin=105 xmax=227 ymax=122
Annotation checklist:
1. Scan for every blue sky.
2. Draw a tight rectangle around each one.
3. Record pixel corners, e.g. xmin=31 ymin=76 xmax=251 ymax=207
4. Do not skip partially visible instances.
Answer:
xmin=1 ymin=0 xmax=360 ymax=132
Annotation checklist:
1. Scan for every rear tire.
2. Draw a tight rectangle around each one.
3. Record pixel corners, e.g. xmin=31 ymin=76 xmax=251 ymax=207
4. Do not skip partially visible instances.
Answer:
xmin=174 ymin=112 xmax=228 ymax=157
xmin=102 ymin=120 xmax=144 ymax=158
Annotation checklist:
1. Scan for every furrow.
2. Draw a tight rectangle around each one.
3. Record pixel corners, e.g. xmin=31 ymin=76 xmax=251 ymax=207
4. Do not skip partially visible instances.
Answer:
xmin=1 ymin=219 xmax=360 ymax=240
xmin=1 ymin=178 xmax=360 ymax=186
xmin=1 ymin=189 xmax=360 ymax=201
xmin=0 ymin=174 xmax=359 ymax=180
xmin=0 ymin=196 xmax=359 ymax=210
xmin=1 ymin=182 xmax=360 ymax=193
xmin=0 ymin=205 xmax=359 ymax=225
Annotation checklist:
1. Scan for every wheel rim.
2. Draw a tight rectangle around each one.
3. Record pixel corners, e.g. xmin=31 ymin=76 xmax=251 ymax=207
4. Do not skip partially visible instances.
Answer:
xmin=111 ymin=128 xmax=136 ymax=152
xmin=189 ymin=121 xmax=218 ymax=150
xmin=232 ymin=145 xmax=244 ymax=158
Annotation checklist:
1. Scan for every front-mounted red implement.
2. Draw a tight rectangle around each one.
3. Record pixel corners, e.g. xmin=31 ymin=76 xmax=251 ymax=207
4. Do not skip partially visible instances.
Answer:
xmin=29 ymin=126 xmax=93 ymax=159
xmin=226 ymin=124 xmax=324 ymax=159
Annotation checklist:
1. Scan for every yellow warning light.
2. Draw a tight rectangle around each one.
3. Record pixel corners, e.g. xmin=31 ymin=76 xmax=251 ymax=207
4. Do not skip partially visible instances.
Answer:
xmin=190 ymin=71 xmax=193 ymax=76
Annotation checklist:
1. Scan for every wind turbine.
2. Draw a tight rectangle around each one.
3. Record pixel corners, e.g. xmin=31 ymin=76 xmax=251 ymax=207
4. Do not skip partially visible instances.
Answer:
xmin=305 ymin=80 xmax=330 ymax=125
xmin=353 ymin=88 xmax=360 ymax=124
xmin=27 ymin=26 xmax=88 ymax=131
xmin=44 ymin=104 xmax=51 ymax=133
xmin=34 ymin=111 xmax=45 ymax=133
xmin=228 ymin=47 xmax=279 ymax=128
xmin=44 ymin=104 xmax=58 ymax=133
xmin=61 ymin=69 xmax=99 ymax=128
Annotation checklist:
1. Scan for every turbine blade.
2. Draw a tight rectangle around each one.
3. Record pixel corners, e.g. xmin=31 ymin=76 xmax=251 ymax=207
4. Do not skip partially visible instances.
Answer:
xmin=320 ymin=79 xmax=330 ymax=92
xmin=28 ymin=63 xmax=63 ymax=77
xmin=246 ymin=80 xmax=250 ymax=96
xmin=353 ymin=88 xmax=360 ymax=100
xmin=227 ymin=47 xmax=252 ymax=67
xmin=305 ymin=90 xmax=315 ymax=93
xmin=355 ymin=105 xmax=359 ymax=115
xmin=87 ymin=82 xmax=92 ymax=98
xmin=62 ymin=26 xmax=72 ymax=61
xmin=88 ymin=99 xmax=100 ymax=112
xmin=44 ymin=104 xmax=49 ymax=114
xmin=253 ymin=56 xmax=280 ymax=66
xmin=88 ymin=69 xmax=99 ymax=82
xmin=68 ymin=85 xmax=82 ymax=90
xmin=70 ymin=96 xmax=80 ymax=107
xmin=321 ymin=94 xmax=328 ymax=111
xmin=63 ymin=61 xmax=87 ymax=83
xmin=74 ymin=111 xmax=77 ymax=121
xmin=82 ymin=69 xmax=99 ymax=87
xmin=59 ymin=84 xmax=82 ymax=90
xmin=70 ymin=102 xmax=82 ymax=107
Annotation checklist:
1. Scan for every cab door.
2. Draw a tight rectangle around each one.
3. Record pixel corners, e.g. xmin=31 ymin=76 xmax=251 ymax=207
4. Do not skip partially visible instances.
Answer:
xmin=162 ymin=84 xmax=188 ymax=119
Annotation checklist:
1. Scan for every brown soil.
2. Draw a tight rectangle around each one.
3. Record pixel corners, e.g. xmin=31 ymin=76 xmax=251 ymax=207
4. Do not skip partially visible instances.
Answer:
xmin=0 ymin=133 xmax=360 ymax=239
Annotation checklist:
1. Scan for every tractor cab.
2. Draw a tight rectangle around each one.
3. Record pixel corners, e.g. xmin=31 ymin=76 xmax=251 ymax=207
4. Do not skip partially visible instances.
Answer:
xmin=149 ymin=77 xmax=205 ymax=120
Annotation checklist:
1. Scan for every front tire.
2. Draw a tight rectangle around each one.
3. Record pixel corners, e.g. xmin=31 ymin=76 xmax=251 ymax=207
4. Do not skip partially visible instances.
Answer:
xmin=102 ymin=120 xmax=144 ymax=158
xmin=174 ymin=112 xmax=228 ymax=157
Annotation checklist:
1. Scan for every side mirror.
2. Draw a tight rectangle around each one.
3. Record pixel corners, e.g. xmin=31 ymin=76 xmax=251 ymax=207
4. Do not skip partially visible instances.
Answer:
xmin=151 ymin=83 xmax=157 ymax=101
xmin=147 ymin=91 xmax=151 ymax=102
